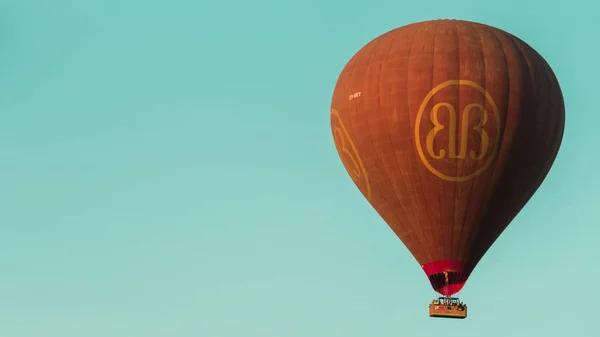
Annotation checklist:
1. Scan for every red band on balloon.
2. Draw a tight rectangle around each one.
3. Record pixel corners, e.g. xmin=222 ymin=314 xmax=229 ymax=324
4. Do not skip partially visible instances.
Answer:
xmin=421 ymin=260 xmax=471 ymax=296
xmin=422 ymin=260 xmax=466 ymax=276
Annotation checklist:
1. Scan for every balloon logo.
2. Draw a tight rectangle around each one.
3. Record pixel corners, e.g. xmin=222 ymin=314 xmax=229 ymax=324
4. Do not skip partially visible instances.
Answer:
xmin=331 ymin=108 xmax=372 ymax=201
xmin=414 ymin=80 xmax=502 ymax=182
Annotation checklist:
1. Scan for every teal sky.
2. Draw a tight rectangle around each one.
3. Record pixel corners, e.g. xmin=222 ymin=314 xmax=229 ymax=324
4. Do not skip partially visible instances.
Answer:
xmin=1 ymin=0 xmax=597 ymax=336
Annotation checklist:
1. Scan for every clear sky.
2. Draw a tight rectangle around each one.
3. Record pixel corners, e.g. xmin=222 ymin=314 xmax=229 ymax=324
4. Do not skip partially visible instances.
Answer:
xmin=0 ymin=0 xmax=597 ymax=336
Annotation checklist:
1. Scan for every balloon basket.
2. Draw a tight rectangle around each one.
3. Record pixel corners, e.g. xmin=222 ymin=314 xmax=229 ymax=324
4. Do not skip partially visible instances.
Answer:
xmin=429 ymin=297 xmax=467 ymax=319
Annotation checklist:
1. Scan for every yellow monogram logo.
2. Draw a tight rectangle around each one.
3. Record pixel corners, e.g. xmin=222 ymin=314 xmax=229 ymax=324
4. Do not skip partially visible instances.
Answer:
xmin=414 ymin=80 xmax=501 ymax=182
xmin=331 ymin=108 xmax=372 ymax=201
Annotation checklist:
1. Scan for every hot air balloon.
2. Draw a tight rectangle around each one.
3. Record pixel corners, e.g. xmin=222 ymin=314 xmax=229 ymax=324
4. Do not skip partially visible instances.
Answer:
xmin=330 ymin=19 xmax=564 ymax=319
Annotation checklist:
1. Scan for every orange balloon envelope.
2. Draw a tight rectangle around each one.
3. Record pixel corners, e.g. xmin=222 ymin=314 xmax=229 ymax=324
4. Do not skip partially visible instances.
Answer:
xmin=330 ymin=19 xmax=565 ymax=296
